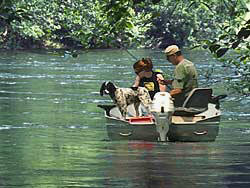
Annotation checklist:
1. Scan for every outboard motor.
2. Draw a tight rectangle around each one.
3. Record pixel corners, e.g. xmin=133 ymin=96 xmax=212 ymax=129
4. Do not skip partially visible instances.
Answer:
xmin=151 ymin=92 xmax=174 ymax=141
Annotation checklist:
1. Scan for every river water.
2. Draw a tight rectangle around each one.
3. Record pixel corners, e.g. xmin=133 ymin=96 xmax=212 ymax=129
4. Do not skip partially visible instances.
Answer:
xmin=0 ymin=49 xmax=249 ymax=188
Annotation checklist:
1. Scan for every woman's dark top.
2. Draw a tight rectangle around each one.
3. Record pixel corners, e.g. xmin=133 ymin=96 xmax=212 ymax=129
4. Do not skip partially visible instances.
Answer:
xmin=139 ymin=71 xmax=160 ymax=100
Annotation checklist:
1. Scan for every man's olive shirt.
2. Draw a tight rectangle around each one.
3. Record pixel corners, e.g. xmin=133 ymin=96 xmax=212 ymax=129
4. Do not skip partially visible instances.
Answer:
xmin=172 ymin=59 xmax=198 ymax=97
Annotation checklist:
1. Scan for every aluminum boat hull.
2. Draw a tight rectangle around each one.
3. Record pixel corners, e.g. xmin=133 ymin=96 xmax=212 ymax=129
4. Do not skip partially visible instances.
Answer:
xmin=100 ymin=104 xmax=220 ymax=142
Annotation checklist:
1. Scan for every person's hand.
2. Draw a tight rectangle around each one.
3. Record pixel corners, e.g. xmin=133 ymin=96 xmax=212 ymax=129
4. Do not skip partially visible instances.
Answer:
xmin=160 ymin=79 xmax=172 ymax=85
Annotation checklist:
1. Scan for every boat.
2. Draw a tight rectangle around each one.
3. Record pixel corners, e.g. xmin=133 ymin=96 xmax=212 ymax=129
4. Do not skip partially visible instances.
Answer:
xmin=98 ymin=88 xmax=227 ymax=142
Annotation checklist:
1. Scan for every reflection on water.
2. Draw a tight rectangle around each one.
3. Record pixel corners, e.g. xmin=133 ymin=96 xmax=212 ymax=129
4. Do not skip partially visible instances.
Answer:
xmin=0 ymin=49 xmax=250 ymax=187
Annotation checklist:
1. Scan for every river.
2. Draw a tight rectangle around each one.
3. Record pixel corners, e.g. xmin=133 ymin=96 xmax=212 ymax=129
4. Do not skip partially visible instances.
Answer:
xmin=0 ymin=49 xmax=249 ymax=188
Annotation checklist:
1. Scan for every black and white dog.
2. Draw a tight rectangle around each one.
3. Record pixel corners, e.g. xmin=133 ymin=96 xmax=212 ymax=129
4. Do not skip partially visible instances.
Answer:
xmin=100 ymin=81 xmax=152 ymax=119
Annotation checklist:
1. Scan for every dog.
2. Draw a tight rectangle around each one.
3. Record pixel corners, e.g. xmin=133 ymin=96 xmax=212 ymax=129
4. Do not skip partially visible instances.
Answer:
xmin=100 ymin=81 xmax=152 ymax=119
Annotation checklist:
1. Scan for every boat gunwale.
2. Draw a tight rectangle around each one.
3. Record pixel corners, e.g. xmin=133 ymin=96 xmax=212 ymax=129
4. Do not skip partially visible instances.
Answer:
xmin=104 ymin=113 xmax=155 ymax=126
xmin=171 ymin=114 xmax=221 ymax=125
xmin=105 ymin=113 xmax=220 ymax=126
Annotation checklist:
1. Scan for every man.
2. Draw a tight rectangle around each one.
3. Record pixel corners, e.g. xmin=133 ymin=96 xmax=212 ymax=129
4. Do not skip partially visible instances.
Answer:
xmin=163 ymin=45 xmax=198 ymax=107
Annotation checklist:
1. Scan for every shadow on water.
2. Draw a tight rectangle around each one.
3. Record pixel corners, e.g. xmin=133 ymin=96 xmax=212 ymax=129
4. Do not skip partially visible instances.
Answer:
xmin=0 ymin=49 xmax=249 ymax=187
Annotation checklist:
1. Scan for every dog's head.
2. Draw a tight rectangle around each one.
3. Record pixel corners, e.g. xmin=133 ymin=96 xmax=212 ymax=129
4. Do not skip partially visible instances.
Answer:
xmin=100 ymin=81 xmax=117 ymax=99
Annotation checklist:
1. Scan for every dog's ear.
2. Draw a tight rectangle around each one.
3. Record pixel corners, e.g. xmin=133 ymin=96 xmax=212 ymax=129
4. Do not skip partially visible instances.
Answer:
xmin=100 ymin=82 xmax=107 ymax=96
xmin=107 ymin=82 xmax=116 ymax=94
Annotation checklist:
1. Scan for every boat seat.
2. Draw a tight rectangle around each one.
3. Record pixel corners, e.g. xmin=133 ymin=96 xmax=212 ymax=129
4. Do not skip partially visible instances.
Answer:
xmin=173 ymin=88 xmax=212 ymax=116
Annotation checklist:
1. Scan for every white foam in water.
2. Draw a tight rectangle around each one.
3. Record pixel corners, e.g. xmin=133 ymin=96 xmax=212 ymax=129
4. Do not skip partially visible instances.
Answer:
xmin=0 ymin=125 xmax=28 ymax=130
xmin=242 ymin=129 xmax=250 ymax=134
xmin=68 ymin=125 xmax=88 ymax=129
xmin=0 ymin=125 xmax=11 ymax=130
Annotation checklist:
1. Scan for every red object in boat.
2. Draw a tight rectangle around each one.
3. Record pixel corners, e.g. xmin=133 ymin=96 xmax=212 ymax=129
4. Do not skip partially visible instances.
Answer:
xmin=128 ymin=116 xmax=154 ymax=124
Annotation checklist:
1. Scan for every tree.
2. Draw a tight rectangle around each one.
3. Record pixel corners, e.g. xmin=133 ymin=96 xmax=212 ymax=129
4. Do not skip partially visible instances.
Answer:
xmin=0 ymin=0 xmax=32 ymax=48
xmin=196 ymin=0 xmax=250 ymax=95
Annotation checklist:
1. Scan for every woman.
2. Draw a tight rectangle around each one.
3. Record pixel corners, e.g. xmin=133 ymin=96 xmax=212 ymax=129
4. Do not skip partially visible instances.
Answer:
xmin=133 ymin=58 xmax=166 ymax=100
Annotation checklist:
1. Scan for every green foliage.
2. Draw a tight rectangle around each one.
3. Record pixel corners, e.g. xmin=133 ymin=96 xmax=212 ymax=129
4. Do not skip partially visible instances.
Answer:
xmin=1 ymin=0 xmax=246 ymax=50
xmin=134 ymin=0 xmax=242 ymax=48
xmin=1 ymin=0 xmax=250 ymax=93
xmin=1 ymin=0 xmax=153 ymax=49
xmin=196 ymin=0 xmax=250 ymax=94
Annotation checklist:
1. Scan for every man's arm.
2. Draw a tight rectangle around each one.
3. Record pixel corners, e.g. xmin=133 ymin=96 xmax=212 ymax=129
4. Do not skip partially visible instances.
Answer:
xmin=170 ymin=88 xmax=182 ymax=97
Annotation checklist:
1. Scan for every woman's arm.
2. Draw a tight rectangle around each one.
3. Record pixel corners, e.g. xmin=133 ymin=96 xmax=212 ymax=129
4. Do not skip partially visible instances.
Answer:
xmin=133 ymin=75 xmax=141 ymax=87
xmin=157 ymin=74 xmax=166 ymax=92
